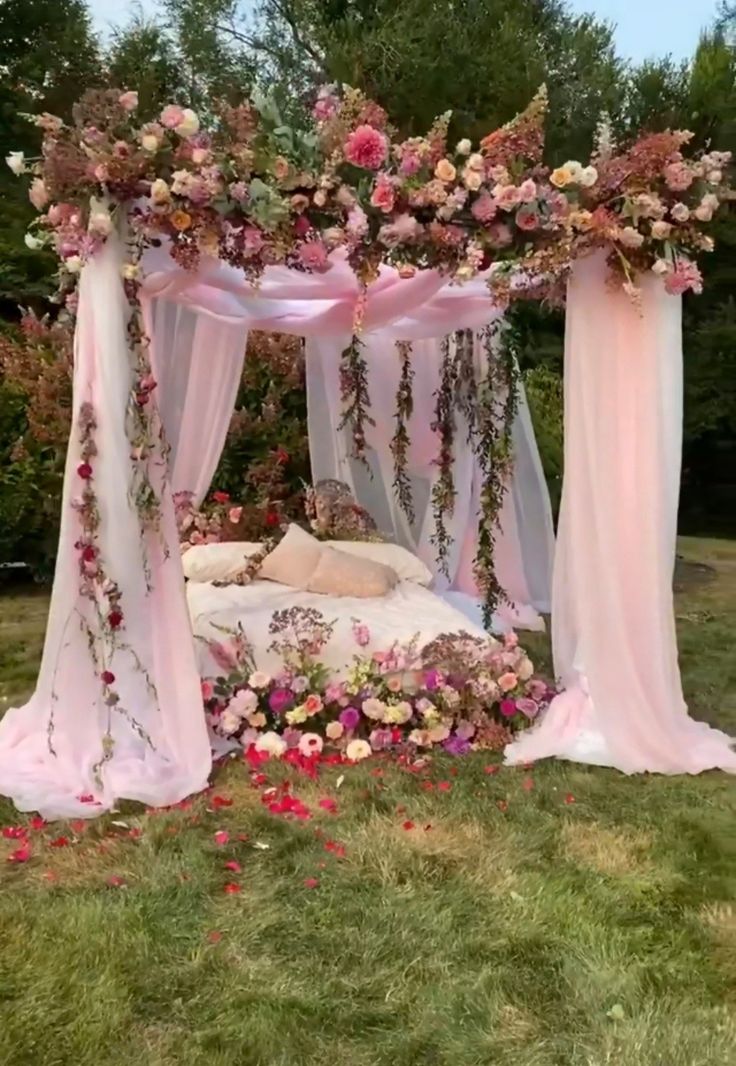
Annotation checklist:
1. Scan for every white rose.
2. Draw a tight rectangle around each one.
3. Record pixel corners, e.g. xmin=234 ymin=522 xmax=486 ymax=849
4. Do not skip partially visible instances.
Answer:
xmin=230 ymin=688 xmax=259 ymax=716
xmin=24 ymin=232 xmax=45 ymax=249
xmin=5 ymin=152 xmax=25 ymax=175
xmin=65 ymin=256 xmax=82 ymax=273
xmin=563 ymin=160 xmax=584 ymax=182
xmin=141 ymin=133 xmax=160 ymax=153
xmin=517 ymin=656 xmax=534 ymax=681
xmin=248 ymin=671 xmax=270 ymax=690
xmin=88 ymin=211 xmax=113 ymax=237
xmin=707 ymin=169 xmax=723 ymax=185
xmin=150 ymin=178 xmax=171 ymax=205
xmin=651 ymin=258 xmax=670 ymax=276
xmin=456 ymin=138 xmax=472 ymax=155
xmin=220 ymin=710 xmax=241 ymax=734
xmin=618 ymin=226 xmax=645 ymax=249
xmin=345 ymin=738 xmax=371 ymax=762
xmin=255 ymin=731 xmax=287 ymax=757
xmin=651 ymin=220 xmax=672 ymax=239
xmin=579 ymin=165 xmax=598 ymax=188
xmin=462 ymin=166 xmax=483 ymax=191
xmin=694 ymin=204 xmax=713 ymax=222
xmin=175 ymin=108 xmax=200 ymax=138
xmin=362 ymin=698 xmax=386 ymax=721
xmin=467 ymin=152 xmax=484 ymax=171
xmin=671 ymin=203 xmax=690 ymax=222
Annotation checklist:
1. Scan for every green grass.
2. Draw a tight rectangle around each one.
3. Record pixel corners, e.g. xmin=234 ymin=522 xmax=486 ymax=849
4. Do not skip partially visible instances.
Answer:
xmin=0 ymin=537 xmax=735 ymax=1066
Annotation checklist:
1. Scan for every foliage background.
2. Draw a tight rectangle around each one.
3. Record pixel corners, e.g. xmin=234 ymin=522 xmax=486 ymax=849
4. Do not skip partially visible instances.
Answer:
xmin=0 ymin=0 xmax=734 ymax=576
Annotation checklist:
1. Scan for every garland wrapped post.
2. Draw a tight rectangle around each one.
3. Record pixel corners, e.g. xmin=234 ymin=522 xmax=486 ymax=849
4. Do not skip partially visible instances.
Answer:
xmin=390 ymin=339 xmax=415 ymax=523
xmin=474 ymin=320 xmax=521 ymax=626
xmin=430 ymin=334 xmax=458 ymax=576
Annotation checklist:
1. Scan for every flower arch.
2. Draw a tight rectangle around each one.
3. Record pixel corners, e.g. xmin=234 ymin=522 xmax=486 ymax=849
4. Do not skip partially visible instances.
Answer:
xmin=0 ymin=82 xmax=734 ymax=819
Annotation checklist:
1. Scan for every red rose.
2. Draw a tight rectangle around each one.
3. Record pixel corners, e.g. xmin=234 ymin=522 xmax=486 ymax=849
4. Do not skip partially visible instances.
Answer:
xmin=212 ymin=491 xmax=230 ymax=504
xmin=81 ymin=545 xmax=96 ymax=563
xmin=265 ymin=510 xmax=280 ymax=528
xmin=101 ymin=671 xmax=115 ymax=685
xmin=274 ymin=447 xmax=289 ymax=465
xmin=77 ymin=462 xmax=93 ymax=479
xmin=108 ymin=610 xmax=123 ymax=629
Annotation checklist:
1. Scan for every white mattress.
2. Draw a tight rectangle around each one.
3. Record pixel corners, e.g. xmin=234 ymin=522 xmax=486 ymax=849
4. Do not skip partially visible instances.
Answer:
xmin=187 ymin=579 xmax=488 ymax=679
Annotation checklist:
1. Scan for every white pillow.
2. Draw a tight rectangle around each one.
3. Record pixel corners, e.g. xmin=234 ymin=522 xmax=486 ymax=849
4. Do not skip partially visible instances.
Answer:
xmin=324 ymin=541 xmax=433 ymax=586
xmin=181 ymin=541 xmax=262 ymax=583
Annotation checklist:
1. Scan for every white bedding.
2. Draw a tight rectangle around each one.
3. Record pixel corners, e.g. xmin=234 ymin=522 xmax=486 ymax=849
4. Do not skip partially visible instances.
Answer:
xmin=187 ymin=579 xmax=488 ymax=679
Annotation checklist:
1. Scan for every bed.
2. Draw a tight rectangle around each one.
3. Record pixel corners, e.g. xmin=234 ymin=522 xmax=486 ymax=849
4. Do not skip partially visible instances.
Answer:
xmin=187 ymin=578 xmax=489 ymax=680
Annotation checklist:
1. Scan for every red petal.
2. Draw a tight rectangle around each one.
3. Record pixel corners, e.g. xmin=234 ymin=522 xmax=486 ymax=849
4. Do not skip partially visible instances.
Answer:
xmin=484 ymin=765 xmax=500 ymax=775
xmin=2 ymin=826 xmax=26 ymax=840
xmin=303 ymin=877 xmax=319 ymax=888
xmin=106 ymin=875 xmax=125 ymax=887
xmin=7 ymin=846 xmax=31 ymax=863
xmin=223 ymin=882 xmax=241 ymax=894
xmin=207 ymin=930 xmax=223 ymax=943
xmin=437 ymin=781 xmax=452 ymax=792
xmin=224 ymin=860 xmax=242 ymax=872
xmin=50 ymin=836 xmax=70 ymax=848
xmin=211 ymin=795 xmax=233 ymax=809
xmin=522 ymin=776 xmax=534 ymax=792
xmin=214 ymin=830 xmax=229 ymax=845
xmin=29 ymin=816 xmax=47 ymax=831
xmin=564 ymin=793 xmax=576 ymax=805
xmin=318 ymin=798 xmax=337 ymax=813
xmin=70 ymin=820 xmax=86 ymax=834
xmin=402 ymin=820 xmax=415 ymax=831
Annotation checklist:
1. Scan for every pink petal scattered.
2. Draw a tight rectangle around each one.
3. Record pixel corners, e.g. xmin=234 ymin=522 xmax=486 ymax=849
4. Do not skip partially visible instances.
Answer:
xmin=303 ymin=877 xmax=319 ymax=888
xmin=2 ymin=826 xmax=26 ymax=840
xmin=223 ymin=882 xmax=241 ymax=895
xmin=49 ymin=836 xmax=70 ymax=848
xmin=402 ymin=820 xmax=415 ymax=831
xmin=522 ymin=777 xmax=535 ymax=792
xmin=564 ymin=793 xmax=576 ymax=805
xmin=106 ymin=875 xmax=126 ymax=888
xmin=70 ymin=820 xmax=87 ymax=834
xmin=7 ymin=845 xmax=31 ymax=863
xmin=318 ymin=797 xmax=338 ymax=813
xmin=211 ymin=795 xmax=233 ymax=809
xmin=29 ymin=816 xmax=47 ymax=831
xmin=214 ymin=830 xmax=230 ymax=845
xmin=128 ymin=828 xmax=142 ymax=840
xmin=207 ymin=930 xmax=223 ymax=943
xmin=437 ymin=781 xmax=452 ymax=792
xmin=484 ymin=765 xmax=500 ymax=775
xmin=224 ymin=860 xmax=242 ymax=873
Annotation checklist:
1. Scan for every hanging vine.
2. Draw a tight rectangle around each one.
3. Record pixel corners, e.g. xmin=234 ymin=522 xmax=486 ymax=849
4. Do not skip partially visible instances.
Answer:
xmin=430 ymin=334 xmax=459 ymax=576
xmin=390 ymin=340 xmax=415 ymax=524
xmin=452 ymin=328 xmax=477 ymax=442
xmin=338 ymin=334 xmax=375 ymax=464
xmin=474 ymin=317 xmax=521 ymax=625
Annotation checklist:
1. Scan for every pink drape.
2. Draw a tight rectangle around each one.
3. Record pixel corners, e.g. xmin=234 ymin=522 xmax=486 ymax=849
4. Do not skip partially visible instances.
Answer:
xmin=505 ymin=252 xmax=736 ymax=773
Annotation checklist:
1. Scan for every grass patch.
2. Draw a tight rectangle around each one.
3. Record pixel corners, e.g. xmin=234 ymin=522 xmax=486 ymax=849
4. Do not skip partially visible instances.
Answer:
xmin=0 ymin=537 xmax=734 ymax=1065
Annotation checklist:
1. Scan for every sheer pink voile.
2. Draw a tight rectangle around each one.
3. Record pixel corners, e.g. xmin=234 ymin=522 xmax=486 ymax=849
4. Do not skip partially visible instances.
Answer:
xmin=506 ymin=252 xmax=736 ymax=773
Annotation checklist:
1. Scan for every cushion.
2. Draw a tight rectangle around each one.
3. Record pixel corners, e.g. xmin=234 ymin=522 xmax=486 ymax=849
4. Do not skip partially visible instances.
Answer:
xmin=259 ymin=524 xmax=324 ymax=589
xmin=325 ymin=540 xmax=433 ymax=586
xmin=307 ymin=546 xmax=398 ymax=598
xmin=182 ymin=541 xmax=263 ymax=583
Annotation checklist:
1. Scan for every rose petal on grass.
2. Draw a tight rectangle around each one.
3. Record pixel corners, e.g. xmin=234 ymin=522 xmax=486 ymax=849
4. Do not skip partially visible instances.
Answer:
xmin=214 ymin=830 xmax=229 ymax=845
xmin=29 ymin=816 xmax=47 ymax=831
xmin=402 ymin=820 xmax=415 ymax=831
xmin=564 ymin=793 xmax=576 ymax=805
xmin=303 ymin=877 xmax=319 ymax=888
xmin=223 ymin=882 xmax=241 ymax=895
xmin=7 ymin=846 xmax=31 ymax=863
xmin=49 ymin=836 xmax=70 ymax=848
xmin=318 ymin=798 xmax=338 ymax=813
xmin=484 ymin=765 xmax=500 ymax=775
xmin=522 ymin=776 xmax=534 ymax=792
xmin=496 ymin=800 xmax=509 ymax=813
xmin=106 ymin=875 xmax=126 ymax=888
xmin=211 ymin=795 xmax=233 ymax=809
xmin=224 ymin=860 xmax=242 ymax=873
xmin=437 ymin=781 xmax=452 ymax=792
xmin=207 ymin=930 xmax=223 ymax=943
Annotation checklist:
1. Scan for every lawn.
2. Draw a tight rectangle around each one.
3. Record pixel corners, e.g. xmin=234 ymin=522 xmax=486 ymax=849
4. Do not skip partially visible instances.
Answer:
xmin=0 ymin=537 xmax=735 ymax=1066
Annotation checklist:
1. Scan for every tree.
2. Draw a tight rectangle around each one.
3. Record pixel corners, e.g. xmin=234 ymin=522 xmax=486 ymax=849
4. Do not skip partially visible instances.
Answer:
xmin=0 ymin=0 xmax=103 ymax=313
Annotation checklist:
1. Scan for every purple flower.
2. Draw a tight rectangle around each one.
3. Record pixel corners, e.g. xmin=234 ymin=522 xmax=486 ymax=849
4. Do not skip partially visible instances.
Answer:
xmin=424 ymin=669 xmax=441 ymax=692
xmin=339 ymin=707 xmax=360 ymax=731
xmin=443 ymin=733 xmax=472 ymax=756
xmin=269 ymin=688 xmax=293 ymax=715
xmin=282 ymin=728 xmax=302 ymax=749
xmin=500 ymin=699 xmax=517 ymax=718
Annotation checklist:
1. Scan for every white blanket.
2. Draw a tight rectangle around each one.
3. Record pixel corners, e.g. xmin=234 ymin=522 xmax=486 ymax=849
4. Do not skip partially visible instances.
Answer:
xmin=187 ymin=579 xmax=488 ymax=679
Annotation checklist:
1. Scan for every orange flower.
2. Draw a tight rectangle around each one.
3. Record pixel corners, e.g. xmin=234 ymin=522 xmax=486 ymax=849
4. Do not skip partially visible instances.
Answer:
xmin=170 ymin=210 xmax=192 ymax=231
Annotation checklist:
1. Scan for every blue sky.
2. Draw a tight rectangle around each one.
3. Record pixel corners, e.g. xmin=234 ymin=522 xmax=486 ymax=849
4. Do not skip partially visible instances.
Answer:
xmin=89 ymin=0 xmax=720 ymax=63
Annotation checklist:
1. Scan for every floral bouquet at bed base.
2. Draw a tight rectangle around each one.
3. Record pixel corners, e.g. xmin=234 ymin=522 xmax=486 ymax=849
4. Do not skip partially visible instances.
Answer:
xmin=200 ymin=608 xmax=552 ymax=760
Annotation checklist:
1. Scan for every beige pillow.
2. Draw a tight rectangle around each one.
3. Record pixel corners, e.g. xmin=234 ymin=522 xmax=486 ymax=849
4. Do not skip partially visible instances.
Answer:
xmin=182 ymin=541 xmax=263 ymax=583
xmin=308 ymin=546 xmax=398 ymax=598
xmin=259 ymin=524 xmax=324 ymax=589
xmin=325 ymin=540 xmax=433 ymax=586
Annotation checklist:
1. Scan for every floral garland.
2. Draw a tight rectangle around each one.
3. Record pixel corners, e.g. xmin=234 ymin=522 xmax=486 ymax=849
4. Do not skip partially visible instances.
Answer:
xmin=474 ymin=319 xmax=521 ymax=625
xmin=338 ymin=335 xmax=375 ymax=463
xmin=201 ymin=607 xmax=553 ymax=760
xmin=390 ymin=340 xmax=415 ymax=524
xmin=430 ymin=335 xmax=458 ymax=577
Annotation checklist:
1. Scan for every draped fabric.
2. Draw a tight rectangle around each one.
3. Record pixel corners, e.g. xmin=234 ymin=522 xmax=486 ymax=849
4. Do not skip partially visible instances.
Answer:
xmin=0 ymin=237 xmax=212 ymax=818
xmin=505 ymin=252 xmax=736 ymax=774
xmin=305 ymin=332 xmax=553 ymax=629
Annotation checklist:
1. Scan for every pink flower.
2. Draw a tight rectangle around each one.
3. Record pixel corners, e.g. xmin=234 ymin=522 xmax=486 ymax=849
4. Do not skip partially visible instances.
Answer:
xmin=399 ymin=151 xmax=422 ymax=176
xmin=242 ymin=227 xmax=264 ymax=256
xmin=498 ymin=672 xmax=518 ymax=693
xmin=201 ymin=680 xmax=214 ymax=701
xmin=313 ymin=94 xmax=338 ymax=121
xmin=664 ymin=161 xmax=694 ymax=192
xmin=471 ymin=191 xmax=497 ymax=224
xmin=29 ymin=179 xmax=48 ymax=211
xmin=493 ymin=184 xmax=521 ymax=211
xmin=664 ymin=258 xmax=703 ymax=296
xmin=209 ymin=640 xmax=240 ymax=672
xmin=488 ymin=223 xmax=513 ymax=248
xmin=160 ymin=105 xmax=186 ymax=129
xmin=352 ymin=622 xmax=371 ymax=647
xmin=515 ymin=207 xmax=539 ymax=231
xmin=500 ymin=699 xmax=517 ymax=718
xmin=370 ymin=174 xmax=395 ymax=213
xmin=515 ymin=697 xmax=539 ymax=719
xmin=518 ymin=179 xmax=537 ymax=203
xmin=298 ymin=240 xmax=329 ymax=272
xmin=304 ymin=694 xmax=323 ymax=716
xmin=228 ymin=506 xmax=243 ymax=524
xmin=229 ymin=181 xmax=249 ymax=203
xmin=344 ymin=125 xmax=388 ymax=170
xmin=118 ymin=91 xmax=139 ymax=111
xmin=298 ymin=732 xmax=323 ymax=756
xmin=378 ymin=213 xmax=421 ymax=247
